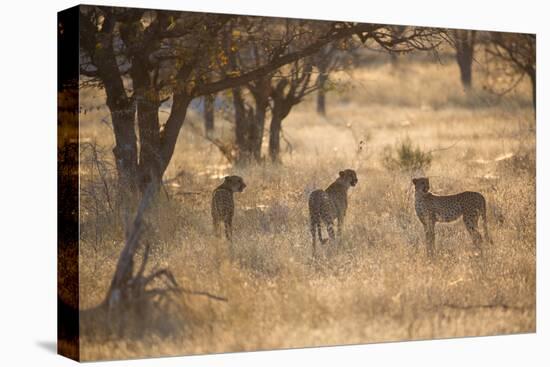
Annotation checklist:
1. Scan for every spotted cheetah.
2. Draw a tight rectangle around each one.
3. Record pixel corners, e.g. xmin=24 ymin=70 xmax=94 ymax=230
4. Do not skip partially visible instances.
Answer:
xmin=308 ymin=169 xmax=358 ymax=255
xmin=211 ymin=175 xmax=246 ymax=241
xmin=412 ymin=177 xmax=492 ymax=257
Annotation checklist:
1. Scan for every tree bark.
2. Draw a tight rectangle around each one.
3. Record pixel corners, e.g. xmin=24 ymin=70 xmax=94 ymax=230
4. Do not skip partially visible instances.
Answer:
xmin=129 ymin=54 xmax=163 ymax=194
xmin=232 ymin=87 xmax=252 ymax=163
xmin=454 ymin=30 xmax=476 ymax=90
xmin=232 ymin=80 xmax=270 ymax=164
xmin=159 ymin=93 xmax=193 ymax=175
xmin=135 ymin=92 xmax=161 ymax=193
xmin=269 ymin=112 xmax=283 ymax=162
xmin=251 ymin=96 xmax=269 ymax=161
xmin=204 ymin=94 xmax=215 ymax=136
xmin=317 ymin=69 xmax=328 ymax=116
xmin=456 ymin=51 xmax=473 ymax=89
xmin=269 ymin=96 xmax=292 ymax=162
xmin=248 ymin=78 xmax=271 ymax=162
xmin=110 ymin=107 xmax=139 ymax=198
xmin=80 ymin=9 xmax=139 ymax=198
xmin=97 ymin=56 xmax=138 ymax=198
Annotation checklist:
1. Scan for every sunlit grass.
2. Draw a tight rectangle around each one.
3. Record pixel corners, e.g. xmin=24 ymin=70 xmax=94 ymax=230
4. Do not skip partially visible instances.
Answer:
xmin=77 ymin=58 xmax=535 ymax=361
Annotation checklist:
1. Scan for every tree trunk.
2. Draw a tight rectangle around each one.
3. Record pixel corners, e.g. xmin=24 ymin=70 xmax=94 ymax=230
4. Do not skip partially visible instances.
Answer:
xmin=269 ymin=113 xmax=283 ymax=162
xmin=159 ymin=93 xmax=192 ymax=175
xmin=269 ymin=96 xmax=292 ymax=163
xmin=456 ymin=51 xmax=473 ymax=89
xmin=106 ymin=182 xmax=155 ymax=306
xmin=98 ymin=68 xmax=139 ymax=198
xmin=528 ymin=68 xmax=536 ymax=112
xmin=232 ymin=82 xmax=270 ymax=164
xmin=232 ymin=87 xmax=253 ymax=163
xmin=317 ymin=71 xmax=328 ymax=116
xmin=454 ymin=30 xmax=476 ymax=90
xmin=250 ymin=100 xmax=268 ymax=161
xmin=129 ymin=52 xmax=163 ymax=195
xmin=110 ymin=104 xmax=139 ymax=198
xmin=90 ymin=22 xmax=140 ymax=198
xmin=135 ymin=92 xmax=162 ymax=194
xmin=390 ymin=52 xmax=399 ymax=67
xmin=249 ymin=78 xmax=271 ymax=162
xmin=204 ymin=94 xmax=215 ymax=136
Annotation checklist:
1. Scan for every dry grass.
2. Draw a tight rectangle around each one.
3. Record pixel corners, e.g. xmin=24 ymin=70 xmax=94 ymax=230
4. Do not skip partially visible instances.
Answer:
xmin=77 ymin=58 xmax=535 ymax=361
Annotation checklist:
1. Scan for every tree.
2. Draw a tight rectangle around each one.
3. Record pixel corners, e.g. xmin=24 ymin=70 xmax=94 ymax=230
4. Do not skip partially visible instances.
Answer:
xmin=313 ymin=33 xmax=365 ymax=116
xmin=388 ymin=26 xmax=407 ymax=67
xmin=80 ymin=6 xmax=418 ymax=312
xmin=485 ymin=32 xmax=536 ymax=110
xmin=313 ymin=43 xmax=338 ymax=116
xmin=451 ymin=29 xmax=476 ymax=89
xmin=221 ymin=18 xmax=337 ymax=163
xmin=222 ymin=18 xmax=324 ymax=163
xmin=269 ymin=59 xmax=315 ymax=162
xmin=267 ymin=26 xmax=444 ymax=162
xmin=79 ymin=6 xmax=388 ymax=194
xmin=221 ymin=21 xmax=444 ymax=163
xmin=203 ymin=94 xmax=215 ymax=137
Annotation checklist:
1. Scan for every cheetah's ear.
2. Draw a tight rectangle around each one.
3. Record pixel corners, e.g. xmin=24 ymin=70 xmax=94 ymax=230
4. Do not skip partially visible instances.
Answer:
xmin=339 ymin=171 xmax=345 ymax=177
xmin=412 ymin=178 xmax=418 ymax=185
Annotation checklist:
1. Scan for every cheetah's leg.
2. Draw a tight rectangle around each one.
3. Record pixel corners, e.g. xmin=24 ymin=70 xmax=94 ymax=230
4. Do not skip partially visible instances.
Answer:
xmin=213 ymin=218 xmax=222 ymax=238
xmin=224 ymin=216 xmax=233 ymax=243
xmin=310 ymin=219 xmax=317 ymax=255
xmin=320 ymin=212 xmax=334 ymax=245
xmin=336 ymin=215 xmax=344 ymax=240
xmin=316 ymin=223 xmax=326 ymax=245
xmin=326 ymin=221 xmax=336 ymax=244
xmin=424 ymin=221 xmax=436 ymax=258
xmin=464 ymin=214 xmax=483 ymax=256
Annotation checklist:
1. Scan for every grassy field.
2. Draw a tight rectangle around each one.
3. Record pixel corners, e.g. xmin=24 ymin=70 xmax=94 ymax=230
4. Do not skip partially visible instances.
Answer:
xmin=77 ymin=58 xmax=536 ymax=361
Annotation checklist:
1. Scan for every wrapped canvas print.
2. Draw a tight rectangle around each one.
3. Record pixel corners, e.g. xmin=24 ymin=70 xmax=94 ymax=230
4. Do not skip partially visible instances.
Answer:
xmin=57 ymin=4 xmax=536 ymax=362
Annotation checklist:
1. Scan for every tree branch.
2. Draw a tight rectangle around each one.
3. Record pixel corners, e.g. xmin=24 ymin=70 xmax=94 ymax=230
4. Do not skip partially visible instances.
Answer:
xmin=194 ymin=23 xmax=379 ymax=96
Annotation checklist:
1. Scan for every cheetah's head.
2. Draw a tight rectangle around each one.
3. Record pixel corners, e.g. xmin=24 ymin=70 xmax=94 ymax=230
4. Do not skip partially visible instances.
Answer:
xmin=223 ymin=175 xmax=247 ymax=193
xmin=339 ymin=169 xmax=358 ymax=187
xmin=412 ymin=177 xmax=430 ymax=193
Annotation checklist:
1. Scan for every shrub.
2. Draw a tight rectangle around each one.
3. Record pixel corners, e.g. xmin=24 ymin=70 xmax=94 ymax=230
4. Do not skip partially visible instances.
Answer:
xmin=382 ymin=137 xmax=432 ymax=173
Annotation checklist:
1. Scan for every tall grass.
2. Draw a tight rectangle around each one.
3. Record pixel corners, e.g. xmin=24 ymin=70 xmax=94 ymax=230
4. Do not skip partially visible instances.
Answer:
xmin=77 ymin=58 xmax=535 ymax=361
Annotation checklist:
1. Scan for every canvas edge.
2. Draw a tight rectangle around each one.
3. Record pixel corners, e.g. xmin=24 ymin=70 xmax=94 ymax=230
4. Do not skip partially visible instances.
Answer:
xmin=57 ymin=4 xmax=81 ymax=362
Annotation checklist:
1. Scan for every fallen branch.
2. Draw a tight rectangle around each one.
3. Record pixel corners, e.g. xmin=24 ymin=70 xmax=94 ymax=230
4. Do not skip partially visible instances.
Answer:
xmin=427 ymin=140 xmax=461 ymax=155
xmin=143 ymin=269 xmax=228 ymax=302
xmin=437 ymin=302 xmax=529 ymax=312
xmin=179 ymin=287 xmax=229 ymax=302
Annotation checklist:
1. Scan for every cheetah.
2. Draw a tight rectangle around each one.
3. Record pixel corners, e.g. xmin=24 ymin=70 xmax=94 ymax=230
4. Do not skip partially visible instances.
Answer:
xmin=412 ymin=177 xmax=492 ymax=257
xmin=308 ymin=169 xmax=358 ymax=255
xmin=211 ymin=175 xmax=246 ymax=242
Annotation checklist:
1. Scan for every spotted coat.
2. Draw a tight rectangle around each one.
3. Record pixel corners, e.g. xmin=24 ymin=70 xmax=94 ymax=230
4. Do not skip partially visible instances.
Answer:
xmin=412 ymin=177 xmax=492 ymax=257
xmin=308 ymin=169 xmax=358 ymax=255
xmin=212 ymin=175 xmax=246 ymax=241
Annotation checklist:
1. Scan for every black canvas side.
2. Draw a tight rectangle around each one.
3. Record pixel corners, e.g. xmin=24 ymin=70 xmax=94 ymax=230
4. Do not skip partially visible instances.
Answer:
xmin=57 ymin=5 xmax=80 ymax=362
